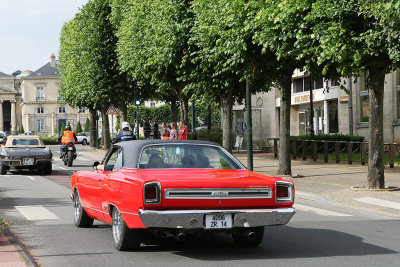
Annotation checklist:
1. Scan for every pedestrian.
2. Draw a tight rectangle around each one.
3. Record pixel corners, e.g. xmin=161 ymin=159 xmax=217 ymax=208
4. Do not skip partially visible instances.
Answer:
xmin=143 ymin=119 xmax=151 ymax=139
xmin=152 ymin=120 xmax=159 ymax=139
xmin=178 ymin=121 xmax=188 ymax=140
xmin=168 ymin=122 xmax=178 ymax=140
xmin=160 ymin=122 xmax=169 ymax=140
xmin=113 ymin=121 xmax=136 ymax=143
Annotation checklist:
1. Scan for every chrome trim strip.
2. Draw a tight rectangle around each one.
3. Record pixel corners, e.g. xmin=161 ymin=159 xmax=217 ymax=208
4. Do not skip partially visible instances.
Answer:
xmin=120 ymin=211 xmax=139 ymax=216
xmin=82 ymin=206 xmax=108 ymax=215
xmin=164 ymin=188 xmax=272 ymax=199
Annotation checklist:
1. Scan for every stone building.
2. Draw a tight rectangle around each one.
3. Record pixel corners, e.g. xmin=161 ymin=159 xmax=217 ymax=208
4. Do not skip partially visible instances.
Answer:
xmin=235 ymin=70 xmax=400 ymax=150
xmin=0 ymin=54 xmax=90 ymax=135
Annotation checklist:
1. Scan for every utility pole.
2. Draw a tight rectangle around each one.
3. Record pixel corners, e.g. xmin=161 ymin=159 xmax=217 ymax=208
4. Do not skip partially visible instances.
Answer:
xmin=348 ymin=77 xmax=353 ymax=136
xmin=309 ymin=75 xmax=315 ymax=140
xmin=191 ymin=101 xmax=195 ymax=132
xmin=246 ymin=78 xmax=253 ymax=171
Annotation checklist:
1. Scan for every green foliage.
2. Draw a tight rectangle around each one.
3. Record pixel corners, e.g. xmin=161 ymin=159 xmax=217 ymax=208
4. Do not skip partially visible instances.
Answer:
xmin=84 ymin=118 xmax=90 ymax=132
xmin=75 ymin=121 xmax=82 ymax=133
xmin=41 ymin=136 xmax=58 ymax=145
xmin=19 ymin=125 xmax=24 ymax=134
xmin=196 ymin=128 xmax=223 ymax=146
xmin=59 ymin=124 xmax=65 ymax=136
xmin=291 ymin=134 xmax=365 ymax=142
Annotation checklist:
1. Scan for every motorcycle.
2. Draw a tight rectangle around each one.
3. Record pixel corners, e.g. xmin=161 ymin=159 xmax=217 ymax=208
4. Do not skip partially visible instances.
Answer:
xmin=61 ymin=142 xmax=77 ymax=167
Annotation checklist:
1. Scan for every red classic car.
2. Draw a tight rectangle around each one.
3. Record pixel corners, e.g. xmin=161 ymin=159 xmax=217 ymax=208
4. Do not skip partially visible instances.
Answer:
xmin=71 ymin=140 xmax=295 ymax=250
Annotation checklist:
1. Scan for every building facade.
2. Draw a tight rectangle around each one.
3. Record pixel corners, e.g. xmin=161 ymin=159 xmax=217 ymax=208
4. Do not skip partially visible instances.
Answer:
xmin=236 ymin=69 xmax=400 ymax=150
xmin=0 ymin=54 xmax=90 ymax=136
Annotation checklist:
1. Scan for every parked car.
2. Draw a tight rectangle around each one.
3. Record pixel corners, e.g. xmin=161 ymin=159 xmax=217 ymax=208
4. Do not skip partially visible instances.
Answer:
xmin=76 ymin=132 xmax=90 ymax=145
xmin=0 ymin=131 xmax=7 ymax=144
xmin=71 ymin=140 xmax=295 ymax=251
xmin=0 ymin=135 xmax=52 ymax=175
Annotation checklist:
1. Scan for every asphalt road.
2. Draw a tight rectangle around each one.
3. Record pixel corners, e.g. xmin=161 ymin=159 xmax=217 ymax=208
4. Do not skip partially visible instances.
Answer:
xmin=1 ymin=145 xmax=400 ymax=267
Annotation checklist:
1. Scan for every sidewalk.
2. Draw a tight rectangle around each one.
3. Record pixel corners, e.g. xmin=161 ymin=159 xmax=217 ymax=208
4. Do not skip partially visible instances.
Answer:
xmin=235 ymin=153 xmax=400 ymax=216
xmin=0 ymin=231 xmax=28 ymax=267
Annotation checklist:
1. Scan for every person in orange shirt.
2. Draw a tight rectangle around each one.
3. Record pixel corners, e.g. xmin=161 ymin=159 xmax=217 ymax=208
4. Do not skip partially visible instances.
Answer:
xmin=178 ymin=121 xmax=188 ymax=140
xmin=58 ymin=125 xmax=77 ymax=157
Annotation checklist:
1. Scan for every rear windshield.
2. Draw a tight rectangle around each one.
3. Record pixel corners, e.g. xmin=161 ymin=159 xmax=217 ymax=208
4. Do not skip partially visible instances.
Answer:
xmin=12 ymin=139 xmax=40 ymax=146
xmin=139 ymin=144 xmax=244 ymax=170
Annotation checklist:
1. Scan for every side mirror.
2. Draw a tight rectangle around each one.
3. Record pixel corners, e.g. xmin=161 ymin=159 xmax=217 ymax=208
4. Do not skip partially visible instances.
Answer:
xmin=93 ymin=161 xmax=100 ymax=170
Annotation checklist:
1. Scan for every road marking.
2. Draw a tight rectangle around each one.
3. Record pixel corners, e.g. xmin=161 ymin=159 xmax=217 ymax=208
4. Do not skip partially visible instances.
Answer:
xmin=27 ymin=176 xmax=35 ymax=180
xmin=15 ymin=205 xmax=59 ymax=220
xmin=294 ymin=204 xmax=352 ymax=217
xmin=354 ymin=197 xmax=400 ymax=210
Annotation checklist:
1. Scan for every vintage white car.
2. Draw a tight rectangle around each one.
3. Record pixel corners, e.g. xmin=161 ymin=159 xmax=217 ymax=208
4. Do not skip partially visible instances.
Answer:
xmin=0 ymin=135 xmax=52 ymax=175
xmin=76 ymin=132 xmax=90 ymax=145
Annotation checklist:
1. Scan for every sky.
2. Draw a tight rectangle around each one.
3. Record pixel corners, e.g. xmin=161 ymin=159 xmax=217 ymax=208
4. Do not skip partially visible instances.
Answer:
xmin=0 ymin=0 xmax=88 ymax=75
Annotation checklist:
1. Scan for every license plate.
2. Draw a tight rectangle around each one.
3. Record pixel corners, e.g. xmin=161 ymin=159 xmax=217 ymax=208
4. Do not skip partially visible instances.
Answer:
xmin=23 ymin=158 xmax=34 ymax=165
xmin=205 ymin=214 xmax=232 ymax=229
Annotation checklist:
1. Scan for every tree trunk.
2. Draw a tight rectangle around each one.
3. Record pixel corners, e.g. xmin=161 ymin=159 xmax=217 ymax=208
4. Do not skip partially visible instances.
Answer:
xmin=89 ymin=108 xmax=97 ymax=148
xmin=221 ymin=90 xmax=233 ymax=152
xmin=119 ymin=104 xmax=128 ymax=130
xmin=171 ymin=101 xmax=178 ymax=123
xmin=101 ymin=108 xmax=111 ymax=150
xmin=367 ymin=66 xmax=385 ymax=189
xmin=179 ymin=93 xmax=189 ymax=124
xmin=277 ymin=74 xmax=292 ymax=176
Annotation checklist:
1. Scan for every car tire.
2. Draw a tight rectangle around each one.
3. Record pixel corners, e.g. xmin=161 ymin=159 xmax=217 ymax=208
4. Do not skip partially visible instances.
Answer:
xmin=82 ymin=139 xmax=87 ymax=145
xmin=0 ymin=161 xmax=7 ymax=175
xmin=112 ymin=207 xmax=142 ymax=251
xmin=73 ymin=190 xmax=94 ymax=227
xmin=67 ymin=151 xmax=73 ymax=167
xmin=232 ymin=226 xmax=264 ymax=248
xmin=44 ymin=163 xmax=52 ymax=175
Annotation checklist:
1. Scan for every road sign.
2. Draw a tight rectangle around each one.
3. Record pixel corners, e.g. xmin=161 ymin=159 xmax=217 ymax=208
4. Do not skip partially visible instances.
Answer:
xmin=106 ymin=104 xmax=118 ymax=115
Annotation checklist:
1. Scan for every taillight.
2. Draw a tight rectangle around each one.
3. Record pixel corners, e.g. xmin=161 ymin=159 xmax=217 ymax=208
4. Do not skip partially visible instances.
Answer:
xmin=144 ymin=182 xmax=161 ymax=204
xmin=275 ymin=182 xmax=293 ymax=203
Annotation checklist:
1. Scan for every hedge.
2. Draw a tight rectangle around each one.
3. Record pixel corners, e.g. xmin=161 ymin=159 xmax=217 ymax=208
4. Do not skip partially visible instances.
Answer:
xmin=40 ymin=136 xmax=59 ymax=145
xmin=291 ymin=134 xmax=365 ymax=142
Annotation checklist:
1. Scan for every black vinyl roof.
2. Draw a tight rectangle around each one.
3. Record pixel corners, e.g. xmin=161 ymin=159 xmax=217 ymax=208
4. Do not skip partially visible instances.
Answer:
xmin=115 ymin=140 xmax=220 ymax=169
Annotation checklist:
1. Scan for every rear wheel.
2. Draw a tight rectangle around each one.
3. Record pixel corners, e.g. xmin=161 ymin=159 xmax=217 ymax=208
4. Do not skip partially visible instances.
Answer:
xmin=232 ymin=226 xmax=264 ymax=248
xmin=44 ymin=163 xmax=52 ymax=175
xmin=112 ymin=208 xmax=142 ymax=251
xmin=73 ymin=190 xmax=93 ymax=227
xmin=67 ymin=151 xmax=73 ymax=167
xmin=0 ymin=161 xmax=7 ymax=175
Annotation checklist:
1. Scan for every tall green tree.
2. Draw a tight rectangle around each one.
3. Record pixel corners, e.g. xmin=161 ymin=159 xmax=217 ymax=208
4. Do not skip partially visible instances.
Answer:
xmin=298 ymin=0 xmax=400 ymax=188
xmin=252 ymin=0 xmax=315 ymax=175
xmin=191 ymin=0 xmax=275 ymax=152
xmin=113 ymin=0 xmax=193 ymax=124
xmin=59 ymin=0 xmax=134 ymax=150
xmin=75 ymin=121 xmax=82 ymax=134
xmin=84 ymin=118 xmax=90 ymax=133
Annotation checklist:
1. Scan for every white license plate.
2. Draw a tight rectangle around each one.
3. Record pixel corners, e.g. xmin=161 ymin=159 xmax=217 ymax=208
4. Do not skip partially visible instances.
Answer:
xmin=205 ymin=214 xmax=232 ymax=229
xmin=23 ymin=158 xmax=34 ymax=165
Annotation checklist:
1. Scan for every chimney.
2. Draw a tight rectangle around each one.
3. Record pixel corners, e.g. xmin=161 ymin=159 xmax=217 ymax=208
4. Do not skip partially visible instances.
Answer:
xmin=50 ymin=53 xmax=56 ymax=67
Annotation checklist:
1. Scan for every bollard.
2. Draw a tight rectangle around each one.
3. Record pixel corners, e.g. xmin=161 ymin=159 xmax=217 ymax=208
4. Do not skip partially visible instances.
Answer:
xmin=335 ymin=142 xmax=340 ymax=163
xmin=273 ymin=139 xmax=278 ymax=158
xmin=324 ymin=141 xmax=328 ymax=162
xmin=302 ymin=140 xmax=307 ymax=160
xmin=292 ymin=140 xmax=297 ymax=160
xmin=347 ymin=142 xmax=352 ymax=165
xmin=389 ymin=143 xmax=394 ymax=168
xmin=312 ymin=141 xmax=317 ymax=161
xmin=361 ymin=142 xmax=366 ymax=165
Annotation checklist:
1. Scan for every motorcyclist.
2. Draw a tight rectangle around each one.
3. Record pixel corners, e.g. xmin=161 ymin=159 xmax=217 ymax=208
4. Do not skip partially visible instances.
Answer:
xmin=58 ymin=125 xmax=78 ymax=158
xmin=112 ymin=121 xmax=136 ymax=144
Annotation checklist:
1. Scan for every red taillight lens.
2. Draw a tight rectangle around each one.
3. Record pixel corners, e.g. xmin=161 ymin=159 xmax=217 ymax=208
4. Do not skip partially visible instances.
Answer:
xmin=144 ymin=182 xmax=161 ymax=204
xmin=145 ymin=186 xmax=157 ymax=200
xmin=277 ymin=186 xmax=289 ymax=198
xmin=68 ymin=143 xmax=74 ymax=146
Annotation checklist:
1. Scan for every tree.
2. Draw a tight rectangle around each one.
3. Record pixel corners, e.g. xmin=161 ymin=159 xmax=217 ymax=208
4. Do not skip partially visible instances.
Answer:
xmin=75 ymin=121 xmax=82 ymax=134
xmin=84 ymin=118 xmax=90 ymax=132
xmin=112 ymin=0 xmax=193 ymax=124
xmin=191 ymin=0 xmax=275 ymax=152
xmin=19 ymin=125 xmax=24 ymax=134
xmin=59 ymin=0 xmax=134 ymax=150
xmin=298 ymin=0 xmax=400 ymax=189
xmin=59 ymin=124 xmax=65 ymax=136
xmin=252 ymin=0 xmax=315 ymax=175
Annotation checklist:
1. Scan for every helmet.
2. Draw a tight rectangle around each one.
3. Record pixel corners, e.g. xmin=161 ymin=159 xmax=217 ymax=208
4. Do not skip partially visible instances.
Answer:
xmin=122 ymin=121 xmax=131 ymax=130
xmin=66 ymin=125 xmax=71 ymax=131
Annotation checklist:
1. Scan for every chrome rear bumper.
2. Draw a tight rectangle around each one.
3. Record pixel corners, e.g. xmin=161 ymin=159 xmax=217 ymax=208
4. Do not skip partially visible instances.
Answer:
xmin=139 ymin=208 xmax=295 ymax=229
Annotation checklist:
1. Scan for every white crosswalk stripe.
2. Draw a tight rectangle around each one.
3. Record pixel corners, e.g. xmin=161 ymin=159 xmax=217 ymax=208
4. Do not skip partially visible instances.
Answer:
xmin=354 ymin=197 xmax=400 ymax=210
xmin=294 ymin=203 xmax=352 ymax=217
xmin=15 ymin=205 xmax=59 ymax=220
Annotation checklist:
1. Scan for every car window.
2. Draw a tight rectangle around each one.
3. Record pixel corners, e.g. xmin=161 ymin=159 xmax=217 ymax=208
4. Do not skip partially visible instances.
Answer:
xmin=12 ymin=139 xmax=39 ymax=146
xmin=139 ymin=144 xmax=243 ymax=170
xmin=105 ymin=147 xmax=123 ymax=171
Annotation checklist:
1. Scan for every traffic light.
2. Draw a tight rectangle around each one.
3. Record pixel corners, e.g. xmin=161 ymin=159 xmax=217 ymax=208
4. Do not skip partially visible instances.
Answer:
xmin=134 ymin=86 xmax=142 ymax=106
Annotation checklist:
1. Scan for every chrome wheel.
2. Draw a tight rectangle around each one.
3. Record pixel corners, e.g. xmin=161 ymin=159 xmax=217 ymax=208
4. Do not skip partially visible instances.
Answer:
xmin=112 ymin=209 xmax=122 ymax=245
xmin=74 ymin=191 xmax=82 ymax=224
xmin=73 ymin=190 xmax=93 ymax=227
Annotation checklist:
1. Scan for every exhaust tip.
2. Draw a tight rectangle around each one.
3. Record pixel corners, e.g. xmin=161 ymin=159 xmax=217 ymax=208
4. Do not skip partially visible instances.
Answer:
xmin=248 ymin=232 xmax=256 ymax=240
xmin=177 ymin=233 xmax=186 ymax=242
